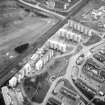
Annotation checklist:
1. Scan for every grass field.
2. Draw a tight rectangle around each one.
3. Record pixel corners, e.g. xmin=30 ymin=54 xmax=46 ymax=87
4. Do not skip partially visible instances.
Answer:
xmin=0 ymin=16 xmax=58 ymax=49
xmin=0 ymin=0 xmax=58 ymax=51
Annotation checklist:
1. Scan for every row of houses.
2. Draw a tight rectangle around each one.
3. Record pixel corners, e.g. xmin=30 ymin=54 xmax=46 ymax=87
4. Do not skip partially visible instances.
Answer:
xmin=35 ymin=49 xmax=54 ymax=70
xmin=8 ymin=44 xmax=48 ymax=87
xmin=58 ymin=28 xmax=82 ymax=43
xmin=30 ymin=44 xmax=47 ymax=61
xmin=68 ymin=19 xmax=98 ymax=36
xmin=9 ymin=62 xmax=33 ymax=87
xmin=46 ymin=38 xmax=67 ymax=52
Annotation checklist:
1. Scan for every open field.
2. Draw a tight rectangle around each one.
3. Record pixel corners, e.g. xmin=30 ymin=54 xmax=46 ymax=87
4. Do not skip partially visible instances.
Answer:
xmin=0 ymin=0 xmax=58 ymax=52
xmin=0 ymin=16 xmax=58 ymax=51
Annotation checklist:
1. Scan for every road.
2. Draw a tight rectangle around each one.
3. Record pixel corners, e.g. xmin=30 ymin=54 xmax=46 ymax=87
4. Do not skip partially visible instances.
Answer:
xmin=18 ymin=0 xmax=65 ymax=19
xmin=18 ymin=0 xmax=88 ymax=20
xmin=65 ymin=50 xmax=95 ymax=105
